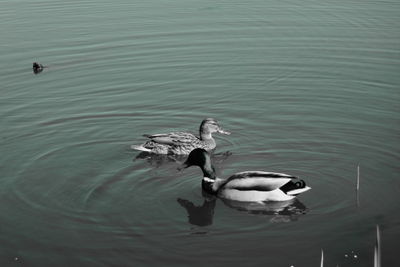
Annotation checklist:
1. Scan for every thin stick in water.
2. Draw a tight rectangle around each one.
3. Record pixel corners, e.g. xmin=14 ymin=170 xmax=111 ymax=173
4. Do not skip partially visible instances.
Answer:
xmin=356 ymin=165 xmax=360 ymax=191
xmin=320 ymin=249 xmax=324 ymax=267
xmin=374 ymin=225 xmax=381 ymax=267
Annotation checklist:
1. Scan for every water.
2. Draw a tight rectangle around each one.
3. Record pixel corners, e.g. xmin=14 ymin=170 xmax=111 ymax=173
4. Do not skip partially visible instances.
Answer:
xmin=1 ymin=0 xmax=399 ymax=266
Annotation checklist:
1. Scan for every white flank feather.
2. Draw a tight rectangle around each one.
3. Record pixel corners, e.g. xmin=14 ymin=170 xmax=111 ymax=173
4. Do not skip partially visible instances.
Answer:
xmin=131 ymin=145 xmax=152 ymax=152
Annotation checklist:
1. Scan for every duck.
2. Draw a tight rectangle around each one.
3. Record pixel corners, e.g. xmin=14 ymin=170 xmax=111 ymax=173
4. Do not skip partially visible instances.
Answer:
xmin=181 ymin=148 xmax=311 ymax=202
xmin=32 ymin=62 xmax=46 ymax=74
xmin=131 ymin=118 xmax=230 ymax=155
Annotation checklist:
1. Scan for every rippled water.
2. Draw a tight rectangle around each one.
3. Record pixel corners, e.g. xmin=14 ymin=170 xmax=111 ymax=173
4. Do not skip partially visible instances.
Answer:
xmin=1 ymin=0 xmax=399 ymax=266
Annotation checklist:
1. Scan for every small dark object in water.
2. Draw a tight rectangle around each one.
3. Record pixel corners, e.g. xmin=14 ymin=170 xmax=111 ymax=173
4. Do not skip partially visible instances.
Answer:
xmin=33 ymin=62 xmax=44 ymax=74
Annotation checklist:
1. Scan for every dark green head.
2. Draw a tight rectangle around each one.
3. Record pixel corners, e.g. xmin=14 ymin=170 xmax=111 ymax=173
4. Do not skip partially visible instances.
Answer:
xmin=182 ymin=148 xmax=210 ymax=168
xmin=181 ymin=148 xmax=216 ymax=179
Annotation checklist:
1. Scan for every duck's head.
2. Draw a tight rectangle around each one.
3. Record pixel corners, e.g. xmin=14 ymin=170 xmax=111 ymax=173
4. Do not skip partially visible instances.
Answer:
xmin=180 ymin=148 xmax=217 ymax=179
xmin=200 ymin=118 xmax=230 ymax=137
xmin=181 ymin=148 xmax=210 ymax=169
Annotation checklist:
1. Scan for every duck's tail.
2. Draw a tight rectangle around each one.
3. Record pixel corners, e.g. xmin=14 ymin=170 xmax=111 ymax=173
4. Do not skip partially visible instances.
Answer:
xmin=131 ymin=144 xmax=152 ymax=152
xmin=280 ymin=179 xmax=311 ymax=196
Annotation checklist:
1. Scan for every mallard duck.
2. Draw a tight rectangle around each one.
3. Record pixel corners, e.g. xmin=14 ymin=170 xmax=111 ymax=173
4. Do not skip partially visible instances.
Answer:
xmin=131 ymin=118 xmax=230 ymax=155
xmin=181 ymin=148 xmax=311 ymax=202
xmin=32 ymin=62 xmax=46 ymax=74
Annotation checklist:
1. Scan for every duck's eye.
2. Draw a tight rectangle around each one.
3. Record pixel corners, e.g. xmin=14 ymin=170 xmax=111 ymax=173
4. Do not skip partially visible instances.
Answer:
xmin=295 ymin=180 xmax=305 ymax=188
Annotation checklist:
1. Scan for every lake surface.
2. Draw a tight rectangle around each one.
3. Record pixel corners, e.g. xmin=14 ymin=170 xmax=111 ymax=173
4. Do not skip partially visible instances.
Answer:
xmin=1 ymin=0 xmax=399 ymax=266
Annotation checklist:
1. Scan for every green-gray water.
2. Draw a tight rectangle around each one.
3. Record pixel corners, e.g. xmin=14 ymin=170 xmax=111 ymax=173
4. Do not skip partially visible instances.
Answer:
xmin=1 ymin=0 xmax=399 ymax=266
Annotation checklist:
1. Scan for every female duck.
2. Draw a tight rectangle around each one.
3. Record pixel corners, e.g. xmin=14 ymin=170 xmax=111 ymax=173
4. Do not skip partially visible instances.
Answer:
xmin=181 ymin=148 xmax=311 ymax=202
xmin=132 ymin=118 xmax=230 ymax=155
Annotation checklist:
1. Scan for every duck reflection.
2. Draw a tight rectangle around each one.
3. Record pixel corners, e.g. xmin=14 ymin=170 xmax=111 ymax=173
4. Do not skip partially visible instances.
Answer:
xmin=177 ymin=197 xmax=217 ymax=227
xmin=178 ymin=196 xmax=308 ymax=226
xmin=222 ymin=198 xmax=308 ymax=222
xmin=134 ymin=150 xmax=232 ymax=168
xmin=134 ymin=152 xmax=185 ymax=167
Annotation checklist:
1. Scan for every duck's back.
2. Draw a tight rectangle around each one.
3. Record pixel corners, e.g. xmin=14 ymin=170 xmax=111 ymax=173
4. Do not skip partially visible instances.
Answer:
xmin=142 ymin=131 xmax=215 ymax=155
xmin=222 ymin=171 xmax=297 ymax=191
xmin=144 ymin=132 xmax=196 ymax=144
xmin=217 ymin=171 xmax=300 ymax=202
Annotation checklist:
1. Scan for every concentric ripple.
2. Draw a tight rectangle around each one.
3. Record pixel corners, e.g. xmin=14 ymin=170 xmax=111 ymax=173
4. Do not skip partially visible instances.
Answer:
xmin=1 ymin=0 xmax=399 ymax=266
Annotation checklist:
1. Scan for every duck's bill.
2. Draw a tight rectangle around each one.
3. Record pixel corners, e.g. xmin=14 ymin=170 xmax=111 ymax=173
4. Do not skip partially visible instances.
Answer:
xmin=286 ymin=186 xmax=311 ymax=196
xmin=217 ymin=129 xmax=231 ymax=135
xmin=177 ymin=162 xmax=190 ymax=171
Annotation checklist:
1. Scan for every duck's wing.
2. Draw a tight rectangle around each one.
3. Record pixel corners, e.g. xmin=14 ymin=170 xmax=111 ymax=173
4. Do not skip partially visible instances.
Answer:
xmin=144 ymin=132 xmax=198 ymax=145
xmin=229 ymin=171 xmax=298 ymax=180
xmin=222 ymin=171 xmax=297 ymax=192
